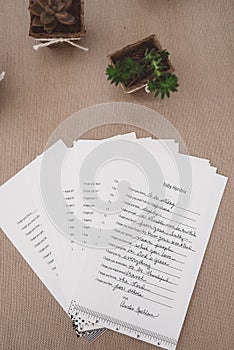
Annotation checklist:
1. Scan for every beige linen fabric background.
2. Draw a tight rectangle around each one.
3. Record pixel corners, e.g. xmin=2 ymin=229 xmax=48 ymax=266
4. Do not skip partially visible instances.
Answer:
xmin=0 ymin=1 xmax=233 ymax=349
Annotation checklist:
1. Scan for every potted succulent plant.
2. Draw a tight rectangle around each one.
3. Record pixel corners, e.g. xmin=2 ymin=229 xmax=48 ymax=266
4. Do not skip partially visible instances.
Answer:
xmin=106 ymin=35 xmax=179 ymax=99
xmin=28 ymin=0 xmax=86 ymax=48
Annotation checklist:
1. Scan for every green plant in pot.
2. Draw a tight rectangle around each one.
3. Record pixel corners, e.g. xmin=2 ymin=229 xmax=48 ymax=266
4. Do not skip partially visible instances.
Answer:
xmin=106 ymin=35 xmax=179 ymax=99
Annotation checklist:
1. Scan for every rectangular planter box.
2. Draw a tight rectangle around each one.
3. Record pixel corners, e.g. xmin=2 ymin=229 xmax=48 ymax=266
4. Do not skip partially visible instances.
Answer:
xmin=108 ymin=34 xmax=174 ymax=94
xmin=29 ymin=0 xmax=85 ymax=43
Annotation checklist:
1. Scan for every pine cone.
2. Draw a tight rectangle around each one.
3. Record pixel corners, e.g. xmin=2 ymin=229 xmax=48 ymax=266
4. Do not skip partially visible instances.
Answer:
xmin=29 ymin=0 xmax=75 ymax=33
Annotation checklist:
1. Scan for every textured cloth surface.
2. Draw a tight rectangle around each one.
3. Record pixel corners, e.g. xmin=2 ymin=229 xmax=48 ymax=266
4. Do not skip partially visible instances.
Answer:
xmin=0 ymin=1 xmax=233 ymax=350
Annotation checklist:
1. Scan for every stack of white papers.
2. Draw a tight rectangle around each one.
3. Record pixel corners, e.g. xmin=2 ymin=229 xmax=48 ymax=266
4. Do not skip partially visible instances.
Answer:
xmin=0 ymin=133 xmax=227 ymax=348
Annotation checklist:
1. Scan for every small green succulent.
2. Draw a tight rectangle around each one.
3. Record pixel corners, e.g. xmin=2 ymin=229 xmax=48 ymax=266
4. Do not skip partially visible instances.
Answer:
xmin=106 ymin=57 xmax=144 ymax=86
xmin=147 ymin=73 xmax=179 ymax=99
xmin=143 ymin=48 xmax=169 ymax=77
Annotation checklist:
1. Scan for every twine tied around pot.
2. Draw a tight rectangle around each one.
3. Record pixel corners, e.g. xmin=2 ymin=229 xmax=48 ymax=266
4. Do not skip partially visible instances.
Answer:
xmin=33 ymin=38 xmax=89 ymax=51
xmin=145 ymin=85 xmax=151 ymax=94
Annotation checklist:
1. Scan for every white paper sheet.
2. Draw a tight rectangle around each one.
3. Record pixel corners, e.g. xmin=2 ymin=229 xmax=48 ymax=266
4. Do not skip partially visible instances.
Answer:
xmin=0 ymin=141 xmax=69 ymax=309
xmin=0 ymin=140 xmax=105 ymax=340
xmin=62 ymin=137 xmax=182 ymax=332
xmin=69 ymin=138 xmax=227 ymax=349
xmin=65 ymin=137 xmax=217 ymax=333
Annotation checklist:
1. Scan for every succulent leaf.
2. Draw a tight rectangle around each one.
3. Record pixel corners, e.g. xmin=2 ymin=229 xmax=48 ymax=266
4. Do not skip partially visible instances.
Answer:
xmin=45 ymin=5 xmax=55 ymax=15
xmin=55 ymin=10 xmax=68 ymax=19
xmin=44 ymin=18 xmax=58 ymax=32
xmin=29 ymin=3 xmax=44 ymax=16
xmin=63 ymin=0 xmax=73 ymax=10
xmin=32 ymin=16 xmax=43 ymax=26
xmin=36 ymin=0 xmax=47 ymax=10
xmin=57 ymin=1 xmax=66 ymax=12
xmin=40 ymin=11 xmax=55 ymax=24
xmin=56 ymin=12 xmax=75 ymax=25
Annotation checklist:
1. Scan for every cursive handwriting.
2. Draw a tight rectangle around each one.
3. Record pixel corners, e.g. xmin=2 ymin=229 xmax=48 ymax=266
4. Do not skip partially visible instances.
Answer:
xmin=120 ymin=300 xmax=160 ymax=318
